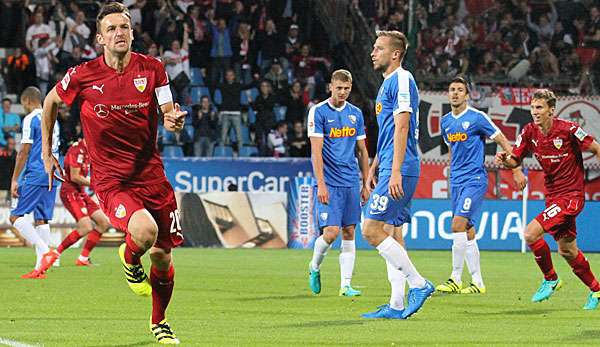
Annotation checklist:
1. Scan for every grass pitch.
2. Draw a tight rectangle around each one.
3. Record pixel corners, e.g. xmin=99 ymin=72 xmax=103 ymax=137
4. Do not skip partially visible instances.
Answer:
xmin=1 ymin=247 xmax=599 ymax=346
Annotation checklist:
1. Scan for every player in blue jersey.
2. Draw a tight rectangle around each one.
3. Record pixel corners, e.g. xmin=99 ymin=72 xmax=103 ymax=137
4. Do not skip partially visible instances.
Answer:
xmin=436 ymin=77 xmax=527 ymax=294
xmin=361 ymin=30 xmax=434 ymax=320
xmin=307 ymin=69 xmax=370 ymax=297
xmin=9 ymin=87 xmax=61 ymax=279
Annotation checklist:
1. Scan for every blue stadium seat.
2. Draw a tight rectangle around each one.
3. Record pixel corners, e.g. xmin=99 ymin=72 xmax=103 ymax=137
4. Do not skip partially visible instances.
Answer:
xmin=239 ymin=146 xmax=258 ymax=157
xmin=190 ymin=67 xmax=204 ymax=86
xmin=191 ymin=86 xmax=211 ymax=104
xmin=213 ymin=89 xmax=223 ymax=105
xmin=213 ymin=145 xmax=234 ymax=157
xmin=183 ymin=106 xmax=194 ymax=124
xmin=274 ymin=105 xmax=287 ymax=121
xmin=160 ymin=126 xmax=177 ymax=145
xmin=247 ymin=107 xmax=256 ymax=124
xmin=241 ymin=125 xmax=251 ymax=144
xmin=184 ymin=124 xmax=195 ymax=140
xmin=163 ymin=145 xmax=184 ymax=158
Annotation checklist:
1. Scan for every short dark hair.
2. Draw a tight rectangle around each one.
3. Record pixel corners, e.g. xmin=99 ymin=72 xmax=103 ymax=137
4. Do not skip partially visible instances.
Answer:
xmin=2 ymin=98 xmax=11 ymax=104
xmin=449 ymin=76 xmax=469 ymax=94
xmin=96 ymin=2 xmax=131 ymax=32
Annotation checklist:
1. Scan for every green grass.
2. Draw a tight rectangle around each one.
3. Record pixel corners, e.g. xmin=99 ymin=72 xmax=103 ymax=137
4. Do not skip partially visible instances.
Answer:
xmin=1 ymin=247 xmax=599 ymax=346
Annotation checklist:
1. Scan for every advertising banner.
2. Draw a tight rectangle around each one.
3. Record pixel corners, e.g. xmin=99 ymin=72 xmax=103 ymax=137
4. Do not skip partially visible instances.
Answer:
xmin=287 ymin=176 xmax=320 ymax=249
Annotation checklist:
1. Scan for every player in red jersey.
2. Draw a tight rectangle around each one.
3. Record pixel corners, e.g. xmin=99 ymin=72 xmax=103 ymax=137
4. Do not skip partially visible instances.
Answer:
xmin=497 ymin=89 xmax=600 ymax=310
xmin=43 ymin=139 xmax=115 ymax=267
xmin=40 ymin=2 xmax=185 ymax=344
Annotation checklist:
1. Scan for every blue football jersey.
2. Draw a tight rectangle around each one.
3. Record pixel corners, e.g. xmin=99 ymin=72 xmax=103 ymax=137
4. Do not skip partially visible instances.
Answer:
xmin=307 ymin=100 xmax=366 ymax=187
xmin=374 ymin=67 xmax=420 ymax=177
xmin=441 ymin=106 xmax=500 ymax=185
xmin=21 ymin=108 xmax=60 ymax=186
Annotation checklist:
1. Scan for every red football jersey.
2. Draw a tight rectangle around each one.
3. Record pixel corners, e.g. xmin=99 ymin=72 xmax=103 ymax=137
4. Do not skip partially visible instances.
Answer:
xmin=55 ymin=53 xmax=172 ymax=192
xmin=62 ymin=140 xmax=90 ymax=193
xmin=512 ymin=118 xmax=594 ymax=199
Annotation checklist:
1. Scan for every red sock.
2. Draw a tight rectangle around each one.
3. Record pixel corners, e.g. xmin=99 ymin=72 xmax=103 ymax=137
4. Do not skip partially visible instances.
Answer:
xmin=568 ymin=251 xmax=600 ymax=292
xmin=124 ymin=234 xmax=144 ymax=265
xmin=528 ymin=239 xmax=558 ymax=281
xmin=150 ymin=265 xmax=175 ymax=324
xmin=80 ymin=230 xmax=102 ymax=257
xmin=57 ymin=230 xmax=82 ymax=253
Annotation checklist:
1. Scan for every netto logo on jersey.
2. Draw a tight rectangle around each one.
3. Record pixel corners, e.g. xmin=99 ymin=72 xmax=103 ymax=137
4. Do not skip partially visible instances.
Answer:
xmin=447 ymin=132 xmax=468 ymax=142
xmin=329 ymin=126 xmax=356 ymax=138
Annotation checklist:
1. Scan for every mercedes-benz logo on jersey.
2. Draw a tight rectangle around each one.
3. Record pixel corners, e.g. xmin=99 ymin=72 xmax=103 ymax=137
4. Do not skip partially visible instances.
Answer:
xmin=94 ymin=104 xmax=109 ymax=118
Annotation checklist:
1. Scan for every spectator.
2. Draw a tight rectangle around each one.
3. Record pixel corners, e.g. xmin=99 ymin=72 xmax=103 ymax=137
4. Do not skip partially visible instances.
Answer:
xmin=287 ymin=120 xmax=309 ymax=157
xmin=33 ymin=37 xmax=58 ymax=97
xmin=185 ymin=4 xmax=211 ymax=72
xmin=163 ymin=23 xmax=191 ymax=104
xmin=284 ymin=24 xmax=302 ymax=60
xmin=25 ymin=12 xmax=56 ymax=52
xmin=231 ymin=22 xmax=255 ymax=84
xmin=264 ymin=58 xmax=289 ymax=99
xmin=250 ymin=80 xmax=277 ymax=155
xmin=256 ymin=19 xmax=284 ymax=72
xmin=210 ymin=18 xmax=234 ymax=85
xmin=1 ymin=99 xmax=20 ymax=147
xmin=291 ymin=44 xmax=330 ymax=99
xmin=0 ymin=136 xmax=16 ymax=197
xmin=193 ymin=96 xmax=218 ymax=157
xmin=217 ymin=69 xmax=248 ymax=150
xmin=5 ymin=48 xmax=31 ymax=95
xmin=62 ymin=11 xmax=91 ymax=54
xmin=268 ymin=121 xmax=288 ymax=157
xmin=526 ymin=0 xmax=557 ymax=43
xmin=584 ymin=5 xmax=600 ymax=48
xmin=283 ymin=80 xmax=308 ymax=124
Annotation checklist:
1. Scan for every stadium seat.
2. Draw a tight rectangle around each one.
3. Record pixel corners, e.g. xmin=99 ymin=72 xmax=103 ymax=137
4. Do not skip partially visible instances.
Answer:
xmin=247 ymin=107 xmax=256 ymax=124
xmin=240 ymin=88 xmax=258 ymax=106
xmin=160 ymin=126 xmax=177 ymax=145
xmin=213 ymin=89 xmax=223 ymax=105
xmin=191 ymin=86 xmax=211 ymax=104
xmin=239 ymin=146 xmax=258 ymax=157
xmin=241 ymin=125 xmax=251 ymax=145
xmin=163 ymin=145 xmax=184 ymax=158
xmin=183 ymin=106 xmax=194 ymax=124
xmin=190 ymin=67 xmax=204 ymax=86
xmin=184 ymin=124 xmax=195 ymax=140
xmin=213 ymin=145 xmax=234 ymax=157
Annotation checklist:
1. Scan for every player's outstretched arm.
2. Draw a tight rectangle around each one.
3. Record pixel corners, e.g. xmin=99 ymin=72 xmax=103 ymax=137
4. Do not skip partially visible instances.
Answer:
xmin=41 ymin=86 xmax=65 ymax=190
xmin=310 ymin=136 xmax=329 ymax=204
xmin=161 ymin=102 xmax=186 ymax=132
xmin=493 ymin=132 xmax=527 ymax=190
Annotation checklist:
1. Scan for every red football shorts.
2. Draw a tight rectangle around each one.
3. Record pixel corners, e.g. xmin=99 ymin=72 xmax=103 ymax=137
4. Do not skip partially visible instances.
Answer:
xmin=60 ymin=190 xmax=101 ymax=221
xmin=96 ymin=180 xmax=184 ymax=250
xmin=535 ymin=197 xmax=584 ymax=241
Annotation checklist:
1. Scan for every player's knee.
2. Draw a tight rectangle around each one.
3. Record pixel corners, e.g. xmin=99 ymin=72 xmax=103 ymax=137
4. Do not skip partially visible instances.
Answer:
xmin=150 ymin=248 xmax=172 ymax=268
xmin=341 ymin=229 xmax=354 ymax=240
xmin=322 ymin=228 xmax=339 ymax=244
xmin=362 ymin=220 xmax=385 ymax=246
xmin=558 ymin=247 xmax=577 ymax=260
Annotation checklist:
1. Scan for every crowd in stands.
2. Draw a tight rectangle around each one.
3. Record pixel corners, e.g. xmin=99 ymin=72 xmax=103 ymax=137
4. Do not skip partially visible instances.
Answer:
xmin=1 ymin=0 xmax=599 ymax=162
xmin=359 ymin=0 xmax=600 ymax=94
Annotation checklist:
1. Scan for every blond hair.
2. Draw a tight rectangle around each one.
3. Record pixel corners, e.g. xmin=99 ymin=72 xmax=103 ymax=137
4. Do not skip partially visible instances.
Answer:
xmin=331 ymin=69 xmax=353 ymax=83
xmin=532 ymin=89 xmax=557 ymax=108
xmin=376 ymin=30 xmax=408 ymax=61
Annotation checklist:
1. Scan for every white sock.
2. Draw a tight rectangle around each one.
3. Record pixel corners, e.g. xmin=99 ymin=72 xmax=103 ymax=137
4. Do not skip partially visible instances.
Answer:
xmin=35 ymin=224 xmax=51 ymax=247
xmin=376 ymin=236 xmax=425 ymax=288
xmin=339 ymin=239 xmax=356 ymax=288
xmin=310 ymin=235 xmax=331 ymax=271
xmin=466 ymin=239 xmax=484 ymax=287
xmin=451 ymin=232 xmax=468 ymax=283
xmin=13 ymin=217 xmax=49 ymax=270
xmin=386 ymin=260 xmax=407 ymax=310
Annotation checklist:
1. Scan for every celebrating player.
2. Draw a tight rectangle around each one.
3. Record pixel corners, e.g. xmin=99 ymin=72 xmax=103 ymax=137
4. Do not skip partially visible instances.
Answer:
xmin=40 ymin=139 xmax=115 ymax=268
xmin=307 ymin=69 xmax=370 ymax=297
xmin=496 ymin=89 xmax=600 ymax=309
xmin=361 ymin=31 xmax=434 ymax=320
xmin=40 ymin=2 xmax=185 ymax=344
xmin=436 ymin=77 xmax=527 ymax=294
xmin=9 ymin=86 xmax=60 ymax=279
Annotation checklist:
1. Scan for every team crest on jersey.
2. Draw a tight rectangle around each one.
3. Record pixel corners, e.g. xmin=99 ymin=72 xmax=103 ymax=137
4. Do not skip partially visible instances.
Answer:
xmin=553 ymin=138 xmax=563 ymax=149
xmin=115 ymin=204 xmax=127 ymax=219
xmin=134 ymin=77 xmax=147 ymax=93
xmin=462 ymin=121 xmax=470 ymax=130
xmin=81 ymin=207 xmax=88 ymax=215
xmin=348 ymin=115 xmax=357 ymax=124
xmin=375 ymin=103 xmax=382 ymax=115
xmin=320 ymin=212 xmax=328 ymax=221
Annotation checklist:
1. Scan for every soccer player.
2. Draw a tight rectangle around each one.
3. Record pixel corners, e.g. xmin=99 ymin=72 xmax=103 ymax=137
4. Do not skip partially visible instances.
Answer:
xmin=307 ymin=69 xmax=370 ymax=297
xmin=361 ymin=30 xmax=434 ymax=320
xmin=40 ymin=3 xmax=185 ymax=344
xmin=9 ymin=86 xmax=60 ymax=279
xmin=496 ymin=89 xmax=600 ymax=309
xmin=40 ymin=138 xmax=115 ymax=267
xmin=436 ymin=77 xmax=527 ymax=294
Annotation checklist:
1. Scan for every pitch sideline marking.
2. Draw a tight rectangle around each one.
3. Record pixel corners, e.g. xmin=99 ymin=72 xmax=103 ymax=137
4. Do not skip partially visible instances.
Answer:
xmin=0 ymin=338 xmax=42 ymax=347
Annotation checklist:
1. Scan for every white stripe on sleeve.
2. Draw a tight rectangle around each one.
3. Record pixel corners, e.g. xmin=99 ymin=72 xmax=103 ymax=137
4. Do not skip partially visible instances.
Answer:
xmin=394 ymin=70 xmax=413 ymax=115
xmin=21 ymin=115 xmax=34 ymax=144
xmin=307 ymin=105 xmax=323 ymax=137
